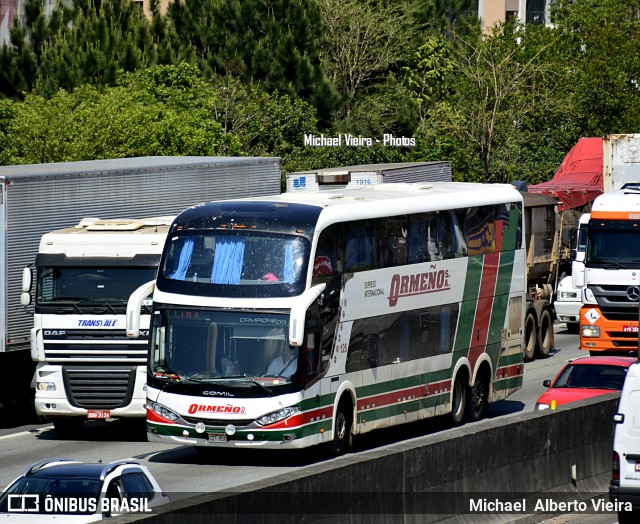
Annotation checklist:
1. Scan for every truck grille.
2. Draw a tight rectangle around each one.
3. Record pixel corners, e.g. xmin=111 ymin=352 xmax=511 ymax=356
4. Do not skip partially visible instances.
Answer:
xmin=592 ymin=284 xmax=640 ymax=320
xmin=62 ymin=366 xmax=136 ymax=409
xmin=43 ymin=330 xmax=148 ymax=363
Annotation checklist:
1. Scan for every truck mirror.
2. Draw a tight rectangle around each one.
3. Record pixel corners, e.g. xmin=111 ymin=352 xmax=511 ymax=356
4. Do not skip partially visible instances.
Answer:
xmin=20 ymin=292 xmax=31 ymax=307
xmin=572 ymin=260 xmax=585 ymax=288
xmin=22 ymin=267 xmax=32 ymax=293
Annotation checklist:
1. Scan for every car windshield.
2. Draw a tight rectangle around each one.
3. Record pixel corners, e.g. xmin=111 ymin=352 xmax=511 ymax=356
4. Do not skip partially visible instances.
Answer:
xmin=149 ymin=308 xmax=298 ymax=386
xmin=553 ymin=363 xmax=628 ymax=390
xmin=0 ymin=477 xmax=101 ymax=514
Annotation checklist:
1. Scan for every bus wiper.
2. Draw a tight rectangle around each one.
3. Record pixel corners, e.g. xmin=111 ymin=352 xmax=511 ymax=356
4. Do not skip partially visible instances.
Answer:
xmin=215 ymin=374 xmax=273 ymax=395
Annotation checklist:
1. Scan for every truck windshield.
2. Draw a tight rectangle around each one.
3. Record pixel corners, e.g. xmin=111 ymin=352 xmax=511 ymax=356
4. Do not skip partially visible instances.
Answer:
xmin=587 ymin=222 xmax=640 ymax=268
xmin=149 ymin=308 xmax=298 ymax=385
xmin=157 ymin=230 xmax=310 ymax=298
xmin=36 ymin=266 xmax=157 ymax=309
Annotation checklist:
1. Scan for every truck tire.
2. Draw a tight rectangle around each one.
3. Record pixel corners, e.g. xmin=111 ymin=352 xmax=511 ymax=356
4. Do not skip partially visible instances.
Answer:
xmin=53 ymin=418 xmax=84 ymax=438
xmin=524 ymin=312 xmax=537 ymax=362
xmin=536 ymin=309 xmax=553 ymax=359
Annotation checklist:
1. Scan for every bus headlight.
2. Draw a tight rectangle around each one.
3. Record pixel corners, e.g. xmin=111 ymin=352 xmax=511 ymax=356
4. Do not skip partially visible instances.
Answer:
xmin=581 ymin=325 xmax=600 ymax=338
xmin=149 ymin=402 xmax=180 ymax=422
xmin=535 ymin=403 xmax=550 ymax=411
xmin=256 ymin=406 xmax=299 ymax=426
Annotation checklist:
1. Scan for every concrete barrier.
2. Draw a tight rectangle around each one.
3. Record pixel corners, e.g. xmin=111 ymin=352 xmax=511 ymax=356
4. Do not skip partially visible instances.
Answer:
xmin=112 ymin=394 xmax=620 ymax=523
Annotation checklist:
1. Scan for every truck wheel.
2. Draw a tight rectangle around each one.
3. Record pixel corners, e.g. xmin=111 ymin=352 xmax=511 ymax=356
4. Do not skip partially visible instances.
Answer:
xmin=53 ymin=418 xmax=84 ymax=438
xmin=328 ymin=398 xmax=353 ymax=456
xmin=451 ymin=375 xmax=466 ymax=426
xmin=536 ymin=309 xmax=553 ymax=359
xmin=524 ymin=312 xmax=537 ymax=362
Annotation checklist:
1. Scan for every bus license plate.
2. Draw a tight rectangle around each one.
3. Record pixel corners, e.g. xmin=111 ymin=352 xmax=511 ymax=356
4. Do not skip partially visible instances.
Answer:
xmin=208 ymin=433 xmax=227 ymax=443
xmin=87 ymin=410 xmax=111 ymax=419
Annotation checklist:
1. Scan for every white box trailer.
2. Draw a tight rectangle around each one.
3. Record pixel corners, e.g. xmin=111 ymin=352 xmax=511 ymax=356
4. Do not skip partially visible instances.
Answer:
xmin=285 ymin=161 xmax=452 ymax=191
xmin=603 ymin=134 xmax=640 ymax=192
xmin=0 ymin=156 xmax=281 ymax=410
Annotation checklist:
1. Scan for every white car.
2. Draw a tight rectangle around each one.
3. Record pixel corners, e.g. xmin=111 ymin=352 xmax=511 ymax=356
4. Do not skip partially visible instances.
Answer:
xmin=0 ymin=459 xmax=170 ymax=522
xmin=554 ymin=276 xmax=582 ymax=334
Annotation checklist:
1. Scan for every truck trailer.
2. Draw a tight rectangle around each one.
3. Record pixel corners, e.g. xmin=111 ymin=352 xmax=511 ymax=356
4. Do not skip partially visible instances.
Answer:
xmin=0 ymin=156 xmax=282 ymax=415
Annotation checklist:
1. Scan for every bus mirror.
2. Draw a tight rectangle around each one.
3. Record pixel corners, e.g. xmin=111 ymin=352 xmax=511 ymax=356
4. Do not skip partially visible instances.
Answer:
xmin=289 ymin=284 xmax=326 ymax=346
xmin=22 ymin=267 xmax=32 ymax=293
xmin=127 ymin=280 xmax=156 ymax=338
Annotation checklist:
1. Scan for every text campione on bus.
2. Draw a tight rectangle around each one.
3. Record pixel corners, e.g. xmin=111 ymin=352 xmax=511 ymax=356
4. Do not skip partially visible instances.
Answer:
xmin=126 ymin=182 xmax=526 ymax=454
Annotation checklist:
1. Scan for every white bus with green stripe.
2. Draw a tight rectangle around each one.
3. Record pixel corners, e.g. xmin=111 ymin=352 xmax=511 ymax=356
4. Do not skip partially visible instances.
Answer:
xmin=127 ymin=182 xmax=526 ymax=453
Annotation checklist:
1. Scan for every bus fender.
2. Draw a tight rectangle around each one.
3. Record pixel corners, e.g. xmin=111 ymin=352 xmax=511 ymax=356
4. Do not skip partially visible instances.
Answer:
xmin=332 ymin=381 xmax=356 ymax=435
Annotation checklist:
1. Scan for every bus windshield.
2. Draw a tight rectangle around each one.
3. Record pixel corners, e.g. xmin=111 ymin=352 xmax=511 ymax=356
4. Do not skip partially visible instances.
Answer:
xmin=157 ymin=230 xmax=310 ymax=298
xmin=149 ymin=308 xmax=298 ymax=385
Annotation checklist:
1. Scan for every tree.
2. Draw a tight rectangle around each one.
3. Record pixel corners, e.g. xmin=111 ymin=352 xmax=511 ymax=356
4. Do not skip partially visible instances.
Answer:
xmin=166 ymin=0 xmax=337 ymax=122
xmin=406 ymin=21 xmax=564 ymax=183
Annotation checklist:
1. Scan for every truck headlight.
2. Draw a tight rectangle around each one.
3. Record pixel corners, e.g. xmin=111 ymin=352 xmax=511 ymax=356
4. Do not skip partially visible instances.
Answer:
xmin=37 ymin=382 xmax=56 ymax=391
xmin=559 ymin=291 xmax=578 ymax=300
xmin=581 ymin=325 xmax=600 ymax=338
xmin=256 ymin=406 xmax=299 ymax=426
xmin=535 ymin=403 xmax=550 ymax=411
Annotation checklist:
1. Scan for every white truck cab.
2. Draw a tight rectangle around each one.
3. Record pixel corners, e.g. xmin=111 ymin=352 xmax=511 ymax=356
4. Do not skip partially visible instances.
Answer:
xmin=611 ymin=360 xmax=640 ymax=523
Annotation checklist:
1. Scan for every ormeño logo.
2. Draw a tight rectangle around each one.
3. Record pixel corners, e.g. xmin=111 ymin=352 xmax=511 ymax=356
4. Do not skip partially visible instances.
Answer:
xmin=388 ymin=269 xmax=450 ymax=307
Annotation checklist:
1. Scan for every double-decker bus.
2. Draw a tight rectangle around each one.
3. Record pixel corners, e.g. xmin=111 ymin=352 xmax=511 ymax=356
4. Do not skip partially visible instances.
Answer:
xmin=127 ymin=182 xmax=525 ymax=454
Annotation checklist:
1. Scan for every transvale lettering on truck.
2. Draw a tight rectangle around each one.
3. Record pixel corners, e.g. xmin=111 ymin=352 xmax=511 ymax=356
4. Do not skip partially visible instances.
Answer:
xmin=127 ymin=183 xmax=525 ymax=453
xmin=26 ymin=217 xmax=174 ymax=436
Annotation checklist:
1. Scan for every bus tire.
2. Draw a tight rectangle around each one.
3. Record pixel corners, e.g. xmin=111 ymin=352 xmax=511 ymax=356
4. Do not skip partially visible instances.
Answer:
xmin=451 ymin=375 xmax=466 ymax=426
xmin=53 ymin=418 xmax=84 ymax=438
xmin=524 ymin=311 xmax=537 ymax=362
xmin=465 ymin=372 xmax=487 ymax=422
xmin=329 ymin=398 xmax=353 ymax=456
xmin=536 ymin=309 xmax=553 ymax=359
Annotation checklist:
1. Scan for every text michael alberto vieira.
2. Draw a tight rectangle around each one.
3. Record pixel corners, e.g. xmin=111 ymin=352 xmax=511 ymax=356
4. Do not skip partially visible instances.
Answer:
xmin=469 ymin=497 xmax=632 ymax=513
xmin=304 ymin=133 xmax=416 ymax=147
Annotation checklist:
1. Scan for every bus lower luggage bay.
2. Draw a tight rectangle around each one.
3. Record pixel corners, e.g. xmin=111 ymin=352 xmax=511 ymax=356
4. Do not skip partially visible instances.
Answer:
xmin=126 ymin=182 xmax=526 ymax=453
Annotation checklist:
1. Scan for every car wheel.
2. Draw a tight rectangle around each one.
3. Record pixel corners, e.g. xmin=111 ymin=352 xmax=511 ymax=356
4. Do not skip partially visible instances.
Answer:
xmin=524 ymin=312 xmax=536 ymax=362
xmin=618 ymin=508 xmax=636 ymax=524
xmin=451 ymin=375 xmax=466 ymax=426
xmin=53 ymin=418 xmax=84 ymax=438
xmin=328 ymin=398 xmax=353 ymax=456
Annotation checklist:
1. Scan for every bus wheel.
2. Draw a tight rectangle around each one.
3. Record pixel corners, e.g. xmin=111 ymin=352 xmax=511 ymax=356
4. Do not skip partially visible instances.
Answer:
xmin=53 ymin=418 xmax=84 ymax=438
xmin=465 ymin=374 xmax=487 ymax=422
xmin=524 ymin=312 xmax=537 ymax=362
xmin=451 ymin=376 xmax=466 ymax=426
xmin=329 ymin=398 xmax=353 ymax=456
xmin=536 ymin=309 xmax=553 ymax=359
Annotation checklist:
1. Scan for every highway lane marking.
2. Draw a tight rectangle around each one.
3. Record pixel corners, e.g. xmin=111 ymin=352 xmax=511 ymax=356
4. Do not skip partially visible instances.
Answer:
xmin=0 ymin=426 xmax=53 ymax=440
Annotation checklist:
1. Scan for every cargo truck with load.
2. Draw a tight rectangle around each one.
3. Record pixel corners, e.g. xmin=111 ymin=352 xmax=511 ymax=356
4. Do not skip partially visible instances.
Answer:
xmin=0 ymin=156 xmax=282 ymax=417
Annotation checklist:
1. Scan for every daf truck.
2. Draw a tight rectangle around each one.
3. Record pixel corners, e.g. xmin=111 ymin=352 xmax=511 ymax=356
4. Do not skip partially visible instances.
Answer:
xmin=0 ymin=156 xmax=282 ymax=416
xmin=25 ymin=217 xmax=173 ymax=436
